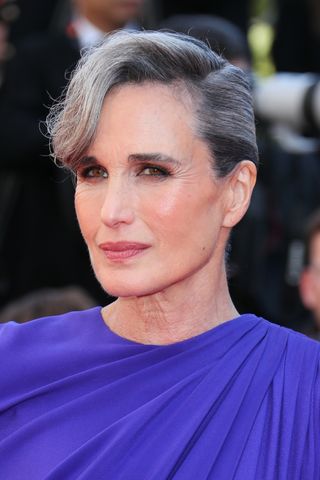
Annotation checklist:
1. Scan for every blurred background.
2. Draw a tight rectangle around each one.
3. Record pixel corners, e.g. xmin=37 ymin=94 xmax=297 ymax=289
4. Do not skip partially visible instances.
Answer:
xmin=0 ymin=0 xmax=319 ymax=339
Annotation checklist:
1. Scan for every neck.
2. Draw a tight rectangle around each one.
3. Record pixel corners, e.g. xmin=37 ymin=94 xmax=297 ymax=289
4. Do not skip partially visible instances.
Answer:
xmin=102 ymin=264 xmax=238 ymax=345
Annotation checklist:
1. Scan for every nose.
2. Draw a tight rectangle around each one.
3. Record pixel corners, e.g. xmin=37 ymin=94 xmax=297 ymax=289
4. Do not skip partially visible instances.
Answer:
xmin=100 ymin=176 xmax=135 ymax=228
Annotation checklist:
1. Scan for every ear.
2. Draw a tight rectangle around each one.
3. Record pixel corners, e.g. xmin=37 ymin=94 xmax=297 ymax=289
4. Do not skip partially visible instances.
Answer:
xmin=222 ymin=160 xmax=257 ymax=228
xmin=299 ymin=269 xmax=317 ymax=310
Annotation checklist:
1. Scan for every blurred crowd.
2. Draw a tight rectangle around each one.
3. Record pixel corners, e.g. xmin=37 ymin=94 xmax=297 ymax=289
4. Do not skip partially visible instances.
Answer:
xmin=0 ymin=0 xmax=319 ymax=339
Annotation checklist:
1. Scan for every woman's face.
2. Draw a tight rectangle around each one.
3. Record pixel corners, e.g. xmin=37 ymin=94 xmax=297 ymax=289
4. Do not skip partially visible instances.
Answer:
xmin=74 ymin=83 xmax=235 ymax=297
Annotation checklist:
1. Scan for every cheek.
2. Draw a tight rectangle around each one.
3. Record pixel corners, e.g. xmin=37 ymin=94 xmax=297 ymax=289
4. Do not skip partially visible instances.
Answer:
xmin=143 ymin=185 xmax=220 ymax=245
xmin=150 ymin=189 xmax=187 ymax=218
xmin=74 ymin=187 xmax=102 ymax=240
xmin=143 ymin=187 xmax=192 ymax=233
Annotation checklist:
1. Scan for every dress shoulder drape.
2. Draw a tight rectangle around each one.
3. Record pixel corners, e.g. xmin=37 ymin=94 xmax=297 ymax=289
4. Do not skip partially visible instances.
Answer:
xmin=0 ymin=307 xmax=319 ymax=479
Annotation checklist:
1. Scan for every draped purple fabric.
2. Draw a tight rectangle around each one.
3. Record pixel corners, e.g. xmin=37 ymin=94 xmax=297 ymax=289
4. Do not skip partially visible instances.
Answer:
xmin=0 ymin=307 xmax=319 ymax=479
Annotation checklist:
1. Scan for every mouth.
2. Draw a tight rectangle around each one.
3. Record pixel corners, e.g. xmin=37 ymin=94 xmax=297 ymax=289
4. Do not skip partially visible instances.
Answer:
xmin=98 ymin=241 xmax=150 ymax=261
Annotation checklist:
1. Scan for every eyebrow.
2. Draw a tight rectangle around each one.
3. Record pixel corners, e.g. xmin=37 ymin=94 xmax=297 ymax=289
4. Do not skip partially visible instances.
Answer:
xmin=128 ymin=153 xmax=181 ymax=166
xmin=71 ymin=155 xmax=98 ymax=171
xmin=73 ymin=152 xmax=181 ymax=170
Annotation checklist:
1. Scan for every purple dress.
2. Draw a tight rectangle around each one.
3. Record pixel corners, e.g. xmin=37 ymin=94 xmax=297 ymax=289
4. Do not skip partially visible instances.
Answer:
xmin=0 ymin=307 xmax=319 ymax=479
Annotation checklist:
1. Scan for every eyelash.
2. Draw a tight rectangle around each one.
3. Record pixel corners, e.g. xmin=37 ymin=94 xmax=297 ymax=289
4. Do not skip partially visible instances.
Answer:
xmin=76 ymin=164 xmax=171 ymax=180
xmin=138 ymin=165 xmax=170 ymax=177
xmin=77 ymin=166 xmax=107 ymax=179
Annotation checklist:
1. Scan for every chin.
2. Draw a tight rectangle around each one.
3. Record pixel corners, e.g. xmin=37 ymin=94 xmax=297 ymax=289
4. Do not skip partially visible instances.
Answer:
xmin=95 ymin=271 xmax=160 ymax=299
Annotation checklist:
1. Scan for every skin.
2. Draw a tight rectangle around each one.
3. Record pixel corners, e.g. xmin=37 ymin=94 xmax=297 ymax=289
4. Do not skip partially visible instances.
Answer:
xmin=300 ymin=232 xmax=320 ymax=327
xmin=74 ymin=0 xmax=144 ymax=32
xmin=75 ymin=82 xmax=257 ymax=345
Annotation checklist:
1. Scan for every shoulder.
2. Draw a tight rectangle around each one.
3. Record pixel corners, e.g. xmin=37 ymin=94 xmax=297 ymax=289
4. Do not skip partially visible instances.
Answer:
xmin=0 ymin=306 xmax=102 ymax=370
xmin=258 ymin=316 xmax=320 ymax=360
xmin=0 ymin=307 xmax=102 ymax=359
xmin=233 ymin=315 xmax=320 ymax=422
xmin=262 ymin=317 xmax=320 ymax=352
xmin=258 ymin=317 xmax=320 ymax=389
xmin=0 ymin=307 xmax=103 ymax=410
xmin=240 ymin=314 xmax=320 ymax=375
xmin=240 ymin=314 xmax=320 ymax=353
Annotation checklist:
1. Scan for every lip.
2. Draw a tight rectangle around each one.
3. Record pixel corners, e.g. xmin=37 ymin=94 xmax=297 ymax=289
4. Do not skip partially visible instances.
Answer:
xmin=98 ymin=241 xmax=150 ymax=261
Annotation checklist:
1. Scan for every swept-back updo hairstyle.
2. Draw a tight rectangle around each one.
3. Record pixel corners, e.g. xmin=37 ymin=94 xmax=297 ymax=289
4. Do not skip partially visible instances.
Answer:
xmin=47 ymin=30 xmax=258 ymax=177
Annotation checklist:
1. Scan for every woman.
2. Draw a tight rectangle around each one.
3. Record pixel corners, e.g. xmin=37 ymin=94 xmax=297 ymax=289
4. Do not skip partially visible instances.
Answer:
xmin=1 ymin=31 xmax=319 ymax=479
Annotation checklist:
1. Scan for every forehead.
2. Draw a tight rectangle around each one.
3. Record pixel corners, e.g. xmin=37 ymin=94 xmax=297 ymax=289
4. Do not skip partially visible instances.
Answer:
xmin=92 ymin=83 xmax=196 ymax=148
xmin=86 ymin=82 xmax=213 ymax=171
xmin=103 ymin=82 xmax=195 ymax=119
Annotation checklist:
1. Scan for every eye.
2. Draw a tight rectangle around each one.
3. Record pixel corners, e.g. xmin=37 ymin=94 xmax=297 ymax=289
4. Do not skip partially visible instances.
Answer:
xmin=139 ymin=165 xmax=170 ymax=177
xmin=78 ymin=166 xmax=108 ymax=180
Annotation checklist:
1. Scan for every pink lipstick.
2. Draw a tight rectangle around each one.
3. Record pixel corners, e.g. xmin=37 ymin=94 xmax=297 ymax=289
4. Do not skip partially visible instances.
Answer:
xmin=98 ymin=242 xmax=150 ymax=261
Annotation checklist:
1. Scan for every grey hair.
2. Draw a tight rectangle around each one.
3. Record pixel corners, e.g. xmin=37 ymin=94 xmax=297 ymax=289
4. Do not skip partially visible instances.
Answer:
xmin=47 ymin=30 xmax=258 ymax=176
